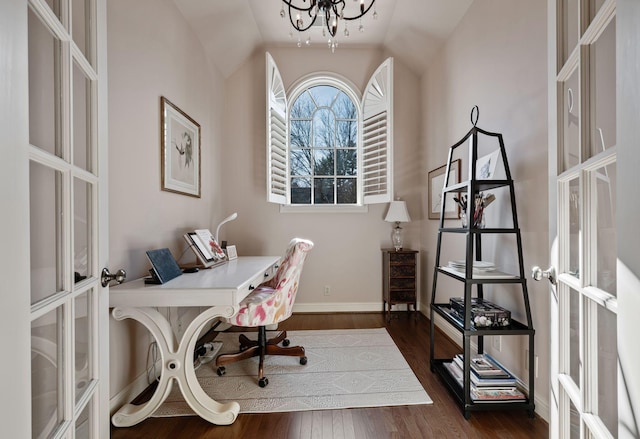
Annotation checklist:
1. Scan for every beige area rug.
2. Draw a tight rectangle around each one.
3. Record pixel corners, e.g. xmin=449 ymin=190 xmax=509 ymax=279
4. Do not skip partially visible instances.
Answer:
xmin=152 ymin=328 xmax=432 ymax=416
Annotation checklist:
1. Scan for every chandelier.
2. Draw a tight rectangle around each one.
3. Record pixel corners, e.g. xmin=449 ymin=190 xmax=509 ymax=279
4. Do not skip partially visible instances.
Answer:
xmin=280 ymin=0 xmax=378 ymax=52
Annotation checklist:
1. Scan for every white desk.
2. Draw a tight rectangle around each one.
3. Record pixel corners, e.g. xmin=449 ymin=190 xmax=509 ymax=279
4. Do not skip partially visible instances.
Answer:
xmin=110 ymin=256 xmax=280 ymax=427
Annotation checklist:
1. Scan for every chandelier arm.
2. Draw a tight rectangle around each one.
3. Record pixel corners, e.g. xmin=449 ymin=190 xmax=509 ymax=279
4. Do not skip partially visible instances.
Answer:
xmin=287 ymin=2 xmax=318 ymax=32
xmin=341 ymin=0 xmax=376 ymax=21
xmin=325 ymin=8 xmax=337 ymax=37
xmin=281 ymin=0 xmax=315 ymax=13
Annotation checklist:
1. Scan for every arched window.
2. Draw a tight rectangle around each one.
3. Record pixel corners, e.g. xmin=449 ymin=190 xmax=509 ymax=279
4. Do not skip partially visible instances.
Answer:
xmin=289 ymin=82 xmax=358 ymax=204
xmin=266 ymin=53 xmax=393 ymax=209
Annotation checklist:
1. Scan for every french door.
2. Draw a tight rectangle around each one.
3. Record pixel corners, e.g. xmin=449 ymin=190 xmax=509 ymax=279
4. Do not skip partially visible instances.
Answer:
xmin=548 ymin=0 xmax=618 ymax=437
xmin=27 ymin=0 xmax=109 ymax=437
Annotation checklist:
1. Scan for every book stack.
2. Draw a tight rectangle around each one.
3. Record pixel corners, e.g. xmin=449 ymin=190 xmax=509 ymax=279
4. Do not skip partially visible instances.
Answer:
xmin=443 ymin=353 xmax=526 ymax=402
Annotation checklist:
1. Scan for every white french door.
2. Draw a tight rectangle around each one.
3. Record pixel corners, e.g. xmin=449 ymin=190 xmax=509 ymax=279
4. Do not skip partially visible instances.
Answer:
xmin=548 ymin=0 xmax=618 ymax=438
xmin=27 ymin=0 xmax=109 ymax=437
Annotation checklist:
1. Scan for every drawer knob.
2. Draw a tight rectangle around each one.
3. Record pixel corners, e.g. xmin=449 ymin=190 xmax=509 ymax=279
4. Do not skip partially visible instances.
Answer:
xmin=249 ymin=284 xmax=255 ymax=290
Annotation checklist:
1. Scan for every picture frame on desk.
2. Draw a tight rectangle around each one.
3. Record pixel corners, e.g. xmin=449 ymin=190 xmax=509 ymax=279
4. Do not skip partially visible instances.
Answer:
xmin=161 ymin=96 xmax=201 ymax=198
xmin=225 ymin=245 xmax=238 ymax=260
xmin=428 ymin=159 xmax=460 ymax=220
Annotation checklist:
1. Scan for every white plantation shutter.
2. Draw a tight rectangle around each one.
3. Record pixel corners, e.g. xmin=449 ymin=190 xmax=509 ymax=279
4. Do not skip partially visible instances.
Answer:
xmin=266 ymin=52 xmax=288 ymax=204
xmin=361 ymin=58 xmax=393 ymax=204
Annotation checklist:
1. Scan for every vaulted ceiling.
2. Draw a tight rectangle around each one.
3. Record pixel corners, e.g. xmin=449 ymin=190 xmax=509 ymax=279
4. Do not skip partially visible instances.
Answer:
xmin=173 ymin=0 xmax=474 ymax=78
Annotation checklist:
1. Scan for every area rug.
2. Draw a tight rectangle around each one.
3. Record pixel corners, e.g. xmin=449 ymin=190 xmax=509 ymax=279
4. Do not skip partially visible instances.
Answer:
xmin=152 ymin=328 xmax=432 ymax=416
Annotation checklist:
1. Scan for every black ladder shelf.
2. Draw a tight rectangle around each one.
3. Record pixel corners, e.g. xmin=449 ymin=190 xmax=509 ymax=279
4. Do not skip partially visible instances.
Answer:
xmin=429 ymin=108 xmax=535 ymax=419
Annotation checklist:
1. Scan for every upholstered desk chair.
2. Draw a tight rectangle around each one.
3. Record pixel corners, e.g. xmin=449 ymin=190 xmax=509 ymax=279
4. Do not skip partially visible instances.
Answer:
xmin=215 ymin=238 xmax=314 ymax=387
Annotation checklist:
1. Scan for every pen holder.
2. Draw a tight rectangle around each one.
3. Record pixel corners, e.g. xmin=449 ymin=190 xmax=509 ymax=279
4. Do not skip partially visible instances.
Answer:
xmin=461 ymin=211 xmax=485 ymax=228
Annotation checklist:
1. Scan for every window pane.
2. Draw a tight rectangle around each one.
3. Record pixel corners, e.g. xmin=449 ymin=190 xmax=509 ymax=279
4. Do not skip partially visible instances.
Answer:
xmin=314 ymin=149 xmax=334 ymax=176
xmin=291 ymin=177 xmax=311 ymax=204
xmin=336 ymin=120 xmax=357 ymax=147
xmin=291 ymin=91 xmax=315 ymax=118
xmin=75 ymin=290 xmax=92 ymax=401
xmin=291 ymin=120 xmax=311 ymax=148
xmin=569 ymin=287 xmax=580 ymax=385
xmin=589 ymin=0 xmax=606 ymax=22
xmin=72 ymin=0 xmax=93 ymax=66
xmin=74 ymin=178 xmax=92 ymax=283
xmin=309 ymin=85 xmax=338 ymax=107
xmin=313 ymin=109 xmax=335 ymax=147
xmin=597 ymin=305 xmax=618 ymax=436
xmin=29 ymin=9 xmax=61 ymax=157
xmin=73 ymin=61 xmax=92 ymax=172
xmin=569 ymin=178 xmax=580 ymax=279
xmin=595 ymin=162 xmax=616 ymax=294
xmin=562 ymin=68 xmax=580 ymax=171
xmin=32 ymin=307 xmax=64 ymax=439
xmin=561 ymin=0 xmax=580 ymax=66
xmin=337 ymin=149 xmax=357 ymax=176
xmin=30 ymin=161 xmax=63 ymax=304
xmin=314 ymin=178 xmax=334 ymax=204
xmin=75 ymin=397 xmax=92 ymax=439
xmin=44 ymin=0 xmax=62 ymax=20
xmin=590 ymin=18 xmax=616 ymax=158
xmin=335 ymin=92 xmax=356 ymax=118
xmin=337 ymin=178 xmax=357 ymax=204
xmin=291 ymin=149 xmax=312 ymax=176
xmin=569 ymin=397 xmax=580 ymax=438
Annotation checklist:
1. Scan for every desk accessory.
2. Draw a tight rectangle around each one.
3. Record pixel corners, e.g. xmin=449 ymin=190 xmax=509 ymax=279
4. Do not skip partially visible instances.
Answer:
xmin=145 ymin=248 xmax=183 ymax=284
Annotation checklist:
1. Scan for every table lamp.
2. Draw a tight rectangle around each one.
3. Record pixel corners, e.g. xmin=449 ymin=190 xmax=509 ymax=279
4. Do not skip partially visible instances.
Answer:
xmin=384 ymin=200 xmax=411 ymax=251
xmin=215 ymin=212 xmax=238 ymax=244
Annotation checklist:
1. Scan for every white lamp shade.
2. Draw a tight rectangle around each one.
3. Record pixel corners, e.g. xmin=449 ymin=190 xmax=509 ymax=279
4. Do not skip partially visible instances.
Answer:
xmin=384 ymin=201 xmax=411 ymax=223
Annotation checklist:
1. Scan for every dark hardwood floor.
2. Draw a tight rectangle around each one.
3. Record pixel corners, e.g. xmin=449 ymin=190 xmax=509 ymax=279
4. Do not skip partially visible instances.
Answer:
xmin=110 ymin=312 xmax=548 ymax=438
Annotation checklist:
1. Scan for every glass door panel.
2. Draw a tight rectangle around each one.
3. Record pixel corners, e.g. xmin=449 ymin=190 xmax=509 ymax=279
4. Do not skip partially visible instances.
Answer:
xmin=73 ymin=61 xmax=92 ymax=172
xmin=31 ymin=307 xmax=64 ymax=439
xmin=74 ymin=290 xmax=92 ymax=401
xmin=562 ymin=68 xmax=580 ymax=172
xmin=596 ymin=305 xmax=617 ymax=436
xmin=588 ymin=0 xmax=606 ymax=22
xmin=30 ymin=161 xmax=63 ymax=305
xmin=75 ymin=397 xmax=93 ymax=438
xmin=28 ymin=8 xmax=62 ymax=157
xmin=561 ymin=0 xmax=581 ymax=65
xmin=589 ymin=18 xmax=616 ymax=157
xmin=72 ymin=0 xmax=94 ymax=65
xmin=569 ymin=178 xmax=581 ymax=278
xmin=594 ymin=162 xmax=616 ymax=294
xmin=569 ymin=287 xmax=581 ymax=384
xmin=570 ymin=398 xmax=581 ymax=438
xmin=74 ymin=178 xmax=92 ymax=282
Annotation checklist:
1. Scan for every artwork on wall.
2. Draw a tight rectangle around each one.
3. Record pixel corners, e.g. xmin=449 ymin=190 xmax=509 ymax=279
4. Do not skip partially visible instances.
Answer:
xmin=428 ymin=159 xmax=461 ymax=220
xmin=161 ymin=96 xmax=201 ymax=197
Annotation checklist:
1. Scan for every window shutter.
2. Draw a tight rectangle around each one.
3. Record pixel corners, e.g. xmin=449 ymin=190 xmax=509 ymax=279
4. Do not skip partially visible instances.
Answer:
xmin=361 ymin=58 xmax=393 ymax=205
xmin=266 ymin=52 xmax=288 ymax=204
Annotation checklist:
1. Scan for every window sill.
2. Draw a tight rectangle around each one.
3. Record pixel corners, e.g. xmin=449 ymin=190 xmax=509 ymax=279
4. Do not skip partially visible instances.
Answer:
xmin=279 ymin=204 xmax=369 ymax=214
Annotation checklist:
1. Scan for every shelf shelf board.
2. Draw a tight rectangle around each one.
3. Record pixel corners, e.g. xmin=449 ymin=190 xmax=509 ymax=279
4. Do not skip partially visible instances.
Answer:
xmin=439 ymin=227 xmax=519 ymax=234
xmin=437 ymin=266 xmax=522 ymax=284
xmin=431 ymin=359 xmax=534 ymax=415
xmin=444 ymin=179 xmax=513 ymax=193
xmin=431 ymin=303 xmax=534 ymax=335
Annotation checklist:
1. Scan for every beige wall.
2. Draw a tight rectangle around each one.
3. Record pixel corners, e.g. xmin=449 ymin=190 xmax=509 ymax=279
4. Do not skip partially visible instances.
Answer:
xmin=420 ymin=0 xmax=550 ymax=418
xmin=107 ymin=0 xmax=226 ymax=397
xmin=219 ymin=47 xmax=422 ymax=311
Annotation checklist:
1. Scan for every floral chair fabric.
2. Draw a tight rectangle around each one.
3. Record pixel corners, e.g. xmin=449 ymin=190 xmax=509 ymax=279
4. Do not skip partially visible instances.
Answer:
xmin=222 ymin=238 xmax=314 ymax=327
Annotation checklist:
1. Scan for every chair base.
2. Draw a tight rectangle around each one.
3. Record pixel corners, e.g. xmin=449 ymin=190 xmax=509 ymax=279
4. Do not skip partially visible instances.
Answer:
xmin=215 ymin=326 xmax=306 ymax=386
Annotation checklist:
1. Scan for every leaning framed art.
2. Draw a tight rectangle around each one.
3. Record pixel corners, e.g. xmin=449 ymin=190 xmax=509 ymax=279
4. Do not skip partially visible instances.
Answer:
xmin=428 ymin=159 xmax=460 ymax=220
xmin=161 ymin=96 xmax=201 ymax=198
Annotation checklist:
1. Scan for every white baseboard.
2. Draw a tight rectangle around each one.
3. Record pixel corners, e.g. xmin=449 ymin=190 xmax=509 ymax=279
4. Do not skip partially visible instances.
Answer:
xmin=292 ymin=302 xmax=385 ymax=313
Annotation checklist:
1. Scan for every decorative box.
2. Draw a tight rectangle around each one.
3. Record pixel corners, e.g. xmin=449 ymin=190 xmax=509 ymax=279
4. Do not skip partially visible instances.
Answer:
xmin=449 ymin=297 xmax=511 ymax=327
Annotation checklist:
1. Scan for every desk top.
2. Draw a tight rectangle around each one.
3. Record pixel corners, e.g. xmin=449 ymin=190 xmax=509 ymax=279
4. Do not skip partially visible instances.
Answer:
xmin=110 ymin=256 xmax=280 ymax=308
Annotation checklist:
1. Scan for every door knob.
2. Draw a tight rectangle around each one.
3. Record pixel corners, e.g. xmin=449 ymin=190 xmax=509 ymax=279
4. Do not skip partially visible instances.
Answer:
xmin=532 ymin=266 xmax=556 ymax=285
xmin=101 ymin=268 xmax=126 ymax=287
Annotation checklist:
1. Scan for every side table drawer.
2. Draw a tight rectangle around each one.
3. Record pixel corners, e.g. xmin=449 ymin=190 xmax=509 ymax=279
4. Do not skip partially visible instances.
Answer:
xmin=390 ymin=290 xmax=416 ymax=302
xmin=390 ymin=264 xmax=416 ymax=277
xmin=390 ymin=278 xmax=415 ymax=290
xmin=389 ymin=253 xmax=416 ymax=264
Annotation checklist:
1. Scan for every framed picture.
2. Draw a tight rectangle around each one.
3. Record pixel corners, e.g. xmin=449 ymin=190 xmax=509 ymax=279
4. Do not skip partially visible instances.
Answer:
xmin=161 ymin=96 xmax=201 ymax=197
xmin=428 ymin=159 xmax=461 ymax=220
xmin=225 ymin=245 xmax=238 ymax=260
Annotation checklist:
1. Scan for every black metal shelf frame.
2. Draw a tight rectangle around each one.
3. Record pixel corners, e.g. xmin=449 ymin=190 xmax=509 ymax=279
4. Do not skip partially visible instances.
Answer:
xmin=428 ymin=109 xmax=535 ymax=420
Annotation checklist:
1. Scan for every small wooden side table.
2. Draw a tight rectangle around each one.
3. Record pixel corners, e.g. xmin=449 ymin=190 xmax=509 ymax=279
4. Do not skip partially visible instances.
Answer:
xmin=381 ymin=249 xmax=418 ymax=322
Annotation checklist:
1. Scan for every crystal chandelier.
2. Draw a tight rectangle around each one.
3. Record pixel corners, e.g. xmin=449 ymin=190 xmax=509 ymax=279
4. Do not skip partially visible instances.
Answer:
xmin=280 ymin=0 xmax=378 ymax=52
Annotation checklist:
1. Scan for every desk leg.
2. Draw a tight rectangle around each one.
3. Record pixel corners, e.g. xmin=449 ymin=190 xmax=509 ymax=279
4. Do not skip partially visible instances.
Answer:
xmin=111 ymin=305 xmax=240 ymax=427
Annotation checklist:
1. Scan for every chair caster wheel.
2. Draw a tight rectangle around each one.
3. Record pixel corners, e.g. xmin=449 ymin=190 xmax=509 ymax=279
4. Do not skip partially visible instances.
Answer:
xmin=300 ymin=356 xmax=307 ymax=365
xmin=217 ymin=366 xmax=226 ymax=376
xmin=282 ymin=339 xmax=290 ymax=347
xmin=259 ymin=377 xmax=269 ymax=387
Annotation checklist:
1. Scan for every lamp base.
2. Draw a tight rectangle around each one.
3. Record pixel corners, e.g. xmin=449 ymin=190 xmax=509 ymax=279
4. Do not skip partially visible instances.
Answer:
xmin=392 ymin=223 xmax=403 ymax=251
